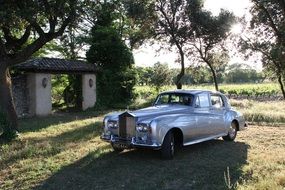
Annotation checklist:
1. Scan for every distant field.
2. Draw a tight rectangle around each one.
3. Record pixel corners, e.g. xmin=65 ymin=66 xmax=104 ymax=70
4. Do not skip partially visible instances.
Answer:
xmin=134 ymin=83 xmax=282 ymax=100
xmin=230 ymin=99 xmax=285 ymax=125
xmin=0 ymin=110 xmax=285 ymax=190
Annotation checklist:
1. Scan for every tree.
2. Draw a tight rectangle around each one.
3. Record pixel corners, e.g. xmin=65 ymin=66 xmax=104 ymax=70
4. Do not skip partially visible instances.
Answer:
xmin=0 ymin=0 xmax=80 ymax=139
xmin=239 ymin=0 xmax=285 ymax=98
xmin=154 ymin=0 xmax=192 ymax=89
xmin=150 ymin=62 xmax=172 ymax=91
xmin=147 ymin=0 xmax=234 ymax=91
xmin=187 ymin=6 xmax=235 ymax=91
xmin=136 ymin=66 xmax=154 ymax=85
xmin=122 ymin=0 xmax=157 ymax=49
xmin=225 ymin=63 xmax=265 ymax=83
xmin=86 ymin=3 xmax=137 ymax=107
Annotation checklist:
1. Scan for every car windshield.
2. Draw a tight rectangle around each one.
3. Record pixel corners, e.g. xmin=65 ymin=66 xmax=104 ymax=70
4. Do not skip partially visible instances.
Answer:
xmin=154 ymin=93 xmax=194 ymax=106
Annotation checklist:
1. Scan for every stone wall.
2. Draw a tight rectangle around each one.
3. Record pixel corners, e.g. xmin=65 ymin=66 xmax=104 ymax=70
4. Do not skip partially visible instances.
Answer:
xmin=12 ymin=75 xmax=29 ymax=117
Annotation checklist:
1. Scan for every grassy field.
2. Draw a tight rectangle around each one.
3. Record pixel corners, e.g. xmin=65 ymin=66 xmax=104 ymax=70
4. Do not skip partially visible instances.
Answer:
xmin=230 ymin=99 xmax=285 ymax=125
xmin=0 ymin=106 xmax=285 ymax=190
xmin=134 ymin=83 xmax=282 ymax=103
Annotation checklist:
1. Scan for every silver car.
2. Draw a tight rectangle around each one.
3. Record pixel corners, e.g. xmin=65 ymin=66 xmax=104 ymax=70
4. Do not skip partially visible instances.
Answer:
xmin=101 ymin=89 xmax=247 ymax=159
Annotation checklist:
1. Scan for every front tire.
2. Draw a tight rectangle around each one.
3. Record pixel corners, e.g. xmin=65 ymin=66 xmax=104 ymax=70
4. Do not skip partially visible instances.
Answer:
xmin=161 ymin=131 xmax=175 ymax=160
xmin=223 ymin=121 xmax=238 ymax=141
xmin=111 ymin=143 xmax=125 ymax=152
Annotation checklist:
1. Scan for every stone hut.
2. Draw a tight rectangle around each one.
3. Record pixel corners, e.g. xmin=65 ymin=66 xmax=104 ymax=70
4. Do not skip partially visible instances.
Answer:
xmin=12 ymin=57 xmax=97 ymax=117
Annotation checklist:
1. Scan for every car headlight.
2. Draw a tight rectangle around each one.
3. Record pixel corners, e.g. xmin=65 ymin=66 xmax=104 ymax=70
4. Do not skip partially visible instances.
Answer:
xmin=107 ymin=120 xmax=118 ymax=128
xmin=136 ymin=123 xmax=151 ymax=133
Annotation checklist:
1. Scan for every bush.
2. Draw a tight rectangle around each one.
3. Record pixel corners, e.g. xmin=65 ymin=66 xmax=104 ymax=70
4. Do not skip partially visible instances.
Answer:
xmin=86 ymin=3 xmax=137 ymax=108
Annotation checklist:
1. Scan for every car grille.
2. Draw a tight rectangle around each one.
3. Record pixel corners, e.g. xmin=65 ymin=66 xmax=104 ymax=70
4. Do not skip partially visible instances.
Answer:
xmin=119 ymin=112 xmax=135 ymax=138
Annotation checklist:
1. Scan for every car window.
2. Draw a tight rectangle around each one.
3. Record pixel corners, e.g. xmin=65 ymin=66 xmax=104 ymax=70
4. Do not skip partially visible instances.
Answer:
xmin=170 ymin=94 xmax=180 ymax=103
xmin=195 ymin=93 xmax=210 ymax=108
xmin=156 ymin=94 xmax=169 ymax=105
xmin=155 ymin=93 xmax=193 ymax=106
xmin=210 ymin=95 xmax=224 ymax=108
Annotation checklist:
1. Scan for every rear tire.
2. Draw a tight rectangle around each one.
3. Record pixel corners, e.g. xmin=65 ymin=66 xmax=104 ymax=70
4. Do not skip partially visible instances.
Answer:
xmin=223 ymin=121 xmax=238 ymax=141
xmin=111 ymin=143 xmax=125 ymax=152
xmin=161 ymin=131 xmax=175 ymax=160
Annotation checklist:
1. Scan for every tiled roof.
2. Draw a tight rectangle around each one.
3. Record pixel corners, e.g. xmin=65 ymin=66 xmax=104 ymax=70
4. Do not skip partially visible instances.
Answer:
xmin=15 ymin=58 xmax=96 ymax=74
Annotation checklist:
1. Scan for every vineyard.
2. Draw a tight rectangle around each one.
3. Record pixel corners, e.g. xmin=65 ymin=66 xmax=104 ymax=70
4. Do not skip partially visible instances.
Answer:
xmin=134 ymin=83 xmax=282 ymax=100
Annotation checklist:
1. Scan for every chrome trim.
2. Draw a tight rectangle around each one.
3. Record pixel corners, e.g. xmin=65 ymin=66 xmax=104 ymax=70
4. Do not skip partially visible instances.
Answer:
xmin=183 ymin=133 xmax=227 ymax=146
xmin=101 ymin=134 xmax=161 ymax=149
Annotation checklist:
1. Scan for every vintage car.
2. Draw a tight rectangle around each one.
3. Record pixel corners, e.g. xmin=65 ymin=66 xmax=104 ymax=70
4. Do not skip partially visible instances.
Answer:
xmin=101 ymin=90 xmax=247 ymax=159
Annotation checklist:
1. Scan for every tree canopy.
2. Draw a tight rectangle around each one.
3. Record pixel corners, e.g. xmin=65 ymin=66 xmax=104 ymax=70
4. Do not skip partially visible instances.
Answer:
xmin=188 ymin=8 xmax=235 ymax=91
xmin=86 ymin=2 xmax=137 ymax=107
xmin=239 ymin=0 xmax=285 ymax=98
xmin=0 ymin=0 xmax=82 ymax=139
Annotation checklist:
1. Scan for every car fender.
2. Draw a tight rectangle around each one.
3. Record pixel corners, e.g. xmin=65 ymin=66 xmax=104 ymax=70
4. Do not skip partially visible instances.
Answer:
xmin=150 ymin=114 xmax=186 ymax=145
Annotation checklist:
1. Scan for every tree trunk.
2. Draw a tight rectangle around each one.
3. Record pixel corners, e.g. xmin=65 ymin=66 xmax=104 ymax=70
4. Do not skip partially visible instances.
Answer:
xmin=176 ymin=45 xmax=185 ymax=90
xmin=277 ymin=75 xmax=285 ymax=99
xmin=0 ymin=63 xmax=19 ymax=139
xmin=207 ymin=62 xmax=219 ymax=91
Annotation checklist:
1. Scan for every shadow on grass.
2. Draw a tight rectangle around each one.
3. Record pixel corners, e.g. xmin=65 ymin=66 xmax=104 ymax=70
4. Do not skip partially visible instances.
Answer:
xmin=35 ymin=139 xmax=249 ymax=190
xmin=0 ymin=122 xmax=103 ymax=171
xmin=18 ymin=110 xmax=108 ymax=133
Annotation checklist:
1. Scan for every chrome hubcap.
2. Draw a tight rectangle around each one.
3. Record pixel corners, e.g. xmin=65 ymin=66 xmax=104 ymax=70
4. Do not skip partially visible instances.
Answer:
xmin=170 ymin=139 xmax=174 ymax=155
xmin=229 ymin=125 xmax=236 ymax=138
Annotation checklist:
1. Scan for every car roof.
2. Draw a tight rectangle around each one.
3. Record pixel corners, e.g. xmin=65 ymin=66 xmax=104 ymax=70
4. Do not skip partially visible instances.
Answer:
xmin=160 ymin=89 xmax=220 ymax=95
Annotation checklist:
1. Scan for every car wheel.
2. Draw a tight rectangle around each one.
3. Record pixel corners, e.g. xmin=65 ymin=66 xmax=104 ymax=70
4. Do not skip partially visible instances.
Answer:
xmin=111 ymin=143 xmax=124 ymax=152
xmin=223 ymin=121 xmax=238 ymax=141
xmin=161 ymin=131 xmax=175 ymax=160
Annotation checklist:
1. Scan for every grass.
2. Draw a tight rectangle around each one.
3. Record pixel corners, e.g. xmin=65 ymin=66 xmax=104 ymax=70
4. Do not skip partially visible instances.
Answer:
xmin=0 ymin=107 xmax=285 ymax=190
xmin=230 ymin=99 xmax=285 ymax=125
xmin=134 ymin=83 xmax=282 ymax=98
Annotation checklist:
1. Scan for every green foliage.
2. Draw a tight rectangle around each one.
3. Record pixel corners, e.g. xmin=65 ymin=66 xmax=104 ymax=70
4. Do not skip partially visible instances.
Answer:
xmin=122 ymin=0 xmax=156 ymax=48
xmin=0 ymin=0 xmax=82 ymax=137
xmin=150 ymin=62 xmax=172 ymax=91
xmin=239 ymin=0 xmax=285 ymax=98
xmin=86 ymin=3 xmax=137 ymax=107
xmin=134 ymin=83 xmax=282 ymax=107
xmin=51 ymin=75 xmax=69 ymax=106
xmin=188 ymin=6 xmax=236 ymax=91
xmin=135 ymin=64 xmax=264 ymax=86
xmin=154 ymin=0 xmax=192 ymax=88
xmin=225 ymin=64 xmax=265 ymax=83
xmin=220 ymin=83 xmax=280 ymax=98
xmin=136 ymin=66 xmax=154 ymax=85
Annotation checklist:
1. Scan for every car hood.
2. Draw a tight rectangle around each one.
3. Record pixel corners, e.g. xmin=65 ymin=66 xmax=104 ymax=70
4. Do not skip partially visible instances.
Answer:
xmin=106 ymin=104 xmax=192 ymax=123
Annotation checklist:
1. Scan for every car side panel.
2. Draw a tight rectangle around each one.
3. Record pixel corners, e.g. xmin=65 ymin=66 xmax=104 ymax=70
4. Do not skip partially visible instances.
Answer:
xmin=193 ymin=108 xmax=215 ymax=139
xmin=151 ymin=114 xmax=197 ymax=145
xmin=209 ymin=107 xmax=227 ymax=135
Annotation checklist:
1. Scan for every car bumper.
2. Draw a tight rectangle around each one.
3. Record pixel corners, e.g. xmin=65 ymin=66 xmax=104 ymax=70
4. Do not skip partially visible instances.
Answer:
xmin=101 ymin=134 xmax=161 ymax=149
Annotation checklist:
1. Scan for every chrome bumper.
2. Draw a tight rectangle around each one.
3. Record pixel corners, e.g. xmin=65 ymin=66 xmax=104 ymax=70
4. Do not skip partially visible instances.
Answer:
xmin=101 ymin=134 xmax=161 ymax=149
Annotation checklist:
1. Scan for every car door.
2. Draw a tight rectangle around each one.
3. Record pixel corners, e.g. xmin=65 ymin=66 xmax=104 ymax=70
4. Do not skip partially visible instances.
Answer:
xmin=193 ymin=93 xmax=213 ymax=139
xmin=209 ymin=94 xmax=227 ymax=136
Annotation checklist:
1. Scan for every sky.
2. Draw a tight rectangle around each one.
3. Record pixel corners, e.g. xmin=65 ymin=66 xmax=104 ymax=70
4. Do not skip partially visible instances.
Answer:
xmin=133 ymin=0 xmax=263 ymax=71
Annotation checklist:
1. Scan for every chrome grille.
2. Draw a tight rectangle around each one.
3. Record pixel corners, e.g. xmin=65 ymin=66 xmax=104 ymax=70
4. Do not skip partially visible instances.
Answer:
xmin=119 ymin=112 xmax=135 ymax=138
